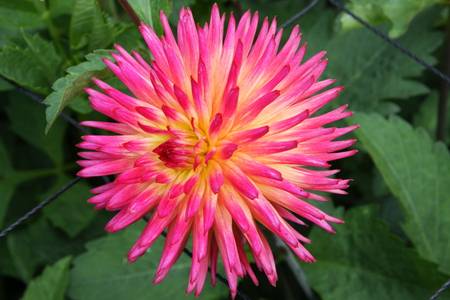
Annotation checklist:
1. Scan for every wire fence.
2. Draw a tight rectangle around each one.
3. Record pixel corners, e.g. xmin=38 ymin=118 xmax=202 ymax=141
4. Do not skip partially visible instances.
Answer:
xmin=0 ymin=0 xmax=449 ymax=299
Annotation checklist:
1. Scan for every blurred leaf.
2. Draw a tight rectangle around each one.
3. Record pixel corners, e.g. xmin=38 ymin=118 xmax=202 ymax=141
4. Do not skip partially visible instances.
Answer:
xmin=0 ymin=235 xmax=18 ymax=278
xmin=338 ymin=0 xmax=440 ymax=38
xmin=21 ymin=31 xmax=63 ymax=85
xmin=0 ymin=150 xmax=15 ymax=226
xmin=5 ymin=94 xmax=67 ymax=165
xmin=20 ymin=256 xmax=72 ymax=300
xmin=68 ymin=221 xmax=229 ymax=300
xmin=114 ymin=25 xmax=145 ymax=51
xmin=7 ymin=229 xmax=38 ymax=282
xmin=127 ymin=0 xmax=172 ymax=36
xmin=42 ymin=176 xmax=97 ymax=238
xmin=49 ymin=0 xmax=75 ymax=18
xmin=21 ymin=215 xmax=110 ymax=267
xmin=70 ymin=0 xmax=125 ymax=53
xmin=413 ymin=90 xmax=450 ymax=142
xmin=296 ymin=5 xmax=443 ymax=114
xmin=0 ymin=77 xmax=13 ymax=91
xmin=44 ymin=49 xmax=115 ymax=133
xmin=351 ymin=113 xmax=450 ymax=274
xmin=0 ymin=0 xmax=43 ymax=28
xmin=0 ymin=46 xmax=50 ymax=94
xmin=303 ymin=204 xmax=450 ymax=300
xmin=67 ymin=94 xmax=93 ymax=114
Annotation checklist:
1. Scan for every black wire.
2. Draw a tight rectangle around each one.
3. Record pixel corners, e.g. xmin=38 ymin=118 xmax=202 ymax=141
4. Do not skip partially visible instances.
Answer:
xmin=429 ymin=278 xmax=450 ymax=300
xmin=327 ymin=0 xmax=450 ymax=85
xmin=277 ymin=0 xmax=322 ymax=30
xmin=0 ymin=176 xmax=83 ymax=238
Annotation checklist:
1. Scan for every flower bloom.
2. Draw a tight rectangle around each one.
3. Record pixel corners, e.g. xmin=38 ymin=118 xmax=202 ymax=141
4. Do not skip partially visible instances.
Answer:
xmin=77 ymin=4 xmax=357 ymax=298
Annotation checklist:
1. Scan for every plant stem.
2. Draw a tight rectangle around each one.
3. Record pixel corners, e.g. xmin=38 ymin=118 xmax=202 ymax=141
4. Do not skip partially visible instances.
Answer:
xmin=117 ymin=0 xmax=141 ymax=28
xmin=437 ymin=13 xmax=450 ymax=143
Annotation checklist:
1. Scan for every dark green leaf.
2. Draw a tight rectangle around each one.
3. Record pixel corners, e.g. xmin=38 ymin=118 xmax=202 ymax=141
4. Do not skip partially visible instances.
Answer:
xmin=20 ymin=256 xmax=72 ymax=300
xmin=44 ymin=49 xmax=115 ymax=133
xmin=0 ymin=46 xmax=50 ymax=94
xmin=296 ymin=5 xmax=443 ymax=114
xmin=0 ymin=138 xmax=16 ymax=226
xmin=67 ymin=94 xmax=93 ymax=114
xmin=127 ymin=0 xmax=172 ymax=36
xmin=49 ymin=0 xmax=75 ymax=18
xmin=21 ymin=31 xmax=63 ymax=85
xmin=339 ymin=0 xmax=440 ymax=38
xmin=303 ymin=204 xmax=450 ymax=300
xmin=0 ymin=77 xmax=13 ymax=91
xmin=70 ymin=0 xmax=125 ymax=53
xmin=42 ymin=176 xmax=97 ymax=238
xmin=5 ymin=94 xmax=67 ymax=165
xmin=413 ymin=91 xmax=450 ymax=142
xmin=351 ymin=112 xmax=450 ymax=274
xmin=68 ymin=222 xmax=229 ymax=300
xmin=0 ymin=0 xmax=43 ymax=28
xmin=7 ymin=229 xmax=38 ymax=282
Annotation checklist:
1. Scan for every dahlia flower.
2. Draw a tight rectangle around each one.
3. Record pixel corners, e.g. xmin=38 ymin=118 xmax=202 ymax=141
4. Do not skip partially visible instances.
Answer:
xmin=77 ymin=4 xmax=357 ymax=298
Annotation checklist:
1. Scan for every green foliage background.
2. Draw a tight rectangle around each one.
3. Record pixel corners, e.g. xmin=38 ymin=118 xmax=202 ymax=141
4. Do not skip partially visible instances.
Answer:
xmin=0 ymin=0 xmax=449 ymax=299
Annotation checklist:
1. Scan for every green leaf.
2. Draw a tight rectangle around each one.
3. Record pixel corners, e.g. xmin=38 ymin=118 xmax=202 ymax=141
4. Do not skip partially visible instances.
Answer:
xmin=42 ymin=176 xmax=97 ymax=238
xmin=0 ymin=46 xmax=50 ymax=94
xmin=298 ymin=5 xmax=443 ymax=114
xmin=303 ymin=204 xmax=450 ymax=300
xmin=67 ymin=94 xmax=93 ymax=114
xmin=43 ymin=49 xmax=115 ymax=133
xmin=70 ymin=0 xmax=125 ymax=53
xmin=127 ymin=0 xmax=172 ymax=36
xmin=21 ymin=31 xmax=63 ymax=85
xmin=350 ymin=112 xmax=450 ymax=274
xmin=20 ymin=256 xmax=72 ymax=300
xmin=49 ymin=0 xmax=75 ymax=18
xmin=0 ymin=77 xmax=13 ymax=91
xmin=413 ymin=90 xmax=450 ymax=142
xmin=0 ymin=138 xmax=16 ymax=226
xmin=338 ymin=0 xmax=440 ymax=38
xmin=7 ymin=228 xmax=38 ymax=282
xmin=5 ymin=93 xmax=67 ymax=165
xmin=0 ymin=0 xmax=43 ymax=28
xmin=68 ymin=222 xmax=229 ymax=300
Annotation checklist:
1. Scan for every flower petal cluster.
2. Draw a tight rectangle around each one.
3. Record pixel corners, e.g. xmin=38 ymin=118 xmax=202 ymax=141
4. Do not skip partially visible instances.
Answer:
xmin=77 ymin=4 xmax=357 ymax=298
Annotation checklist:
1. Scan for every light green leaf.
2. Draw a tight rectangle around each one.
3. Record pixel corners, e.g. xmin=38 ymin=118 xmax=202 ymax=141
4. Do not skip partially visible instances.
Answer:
xmin=0 ymin=0 xmax=43 ymax=28
xmin=338 ymin=0 xmax=440 ymax=38
xmin=127 ymin=0 xmax=172 ymax=36
xmin=303 ymin=204 xmax=450 ymax=299
xmin=20 ymin=256 xmax=72 ymax=300
xmin=44 ymin=49 xmax=115 ymax=133
xmin=42 ymin=176 xmax=97 ymax=238
xmin=68 ymin=222 xmax=229 ymax=300
xmin=350 ymin=112 xmax=450 ymax=274
xmin=5 ymin=94 xmax=67 ymax=165
xmin=298 ymin=5 xmax=443 ymax=114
